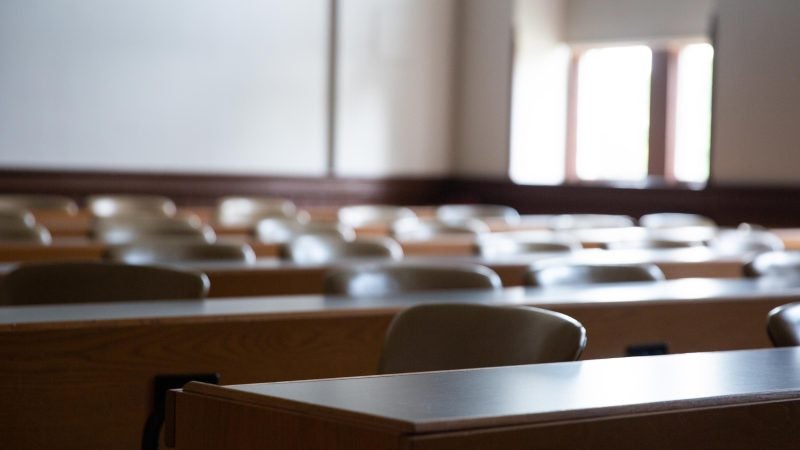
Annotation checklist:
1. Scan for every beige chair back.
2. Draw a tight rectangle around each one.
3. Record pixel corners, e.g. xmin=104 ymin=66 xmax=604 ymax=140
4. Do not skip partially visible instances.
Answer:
xmin=0 ymin=208 xmax=37 ymax=228
xmin=378 ymin=303 xmax=586 ymax=374
xmin=0 ymin=262 xmax=208 ymax=305
xmin=640 ymin=212 xmax=716 ymax=228
xmin=548 ymin=214 xmax=635 ymax=230
xmin=478 ymin=234 xmax=580 ymax=257
xmin=255 ymin=217 xmax=355 ymax=243
xmin=0 ymin=195 xmax=78 ymax=214
xmin=710 ymin=228 xmax=785 ymax=255
xmin=106 ymin=242 xmax=256 ymax=265
xmin=0 ymin=224 xmax=52 ymax=244
xmin=337 ymin=205 xmax=416 ymax=227
xmin=91 ymin=216 xmax=215 ymax=244
xmin=86 ymin=194 xmax=177 ymax=218
xmin=436 ymin=204 xmax=520 ymax=225
xmin=767 ymin=302 xmax=800 ymax=347
xmin=324 ymin=263 xmax=502 ymax=298
xmin=604 ymin=239 xmax=706 ymax=250
xmin=526 ymin=263 xmax=665 ymax=287
xmin=216 ymin=196 xmax=298 ymax=226
xmin=744 ymin=251 xmax=800 ymax=277
xmin=284 ymin=236 xmax=403 ymax=264
xmin=392 ymin=217 xmax=489 ymax=240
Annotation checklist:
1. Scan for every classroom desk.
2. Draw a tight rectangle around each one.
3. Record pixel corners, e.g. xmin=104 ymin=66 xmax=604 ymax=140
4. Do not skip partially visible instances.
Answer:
xmin=0 ymin=246 xmax=747 ymax=297
xmin=171 ymin=347 xmax=800 ymax=450
xmin=0 ymin=278 xmax=797 ymax=449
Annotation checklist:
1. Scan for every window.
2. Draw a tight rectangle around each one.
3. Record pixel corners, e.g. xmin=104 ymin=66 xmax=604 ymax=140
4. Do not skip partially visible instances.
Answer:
xmin=510 ymin=42 xmax=714 ymax=186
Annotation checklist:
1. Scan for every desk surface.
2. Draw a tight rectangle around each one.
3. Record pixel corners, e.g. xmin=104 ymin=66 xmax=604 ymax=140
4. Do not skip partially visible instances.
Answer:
xmin=2 ymin=277 xmax=795 ymax=328
xmin=184 ymin=347 xmax=800 ymax=433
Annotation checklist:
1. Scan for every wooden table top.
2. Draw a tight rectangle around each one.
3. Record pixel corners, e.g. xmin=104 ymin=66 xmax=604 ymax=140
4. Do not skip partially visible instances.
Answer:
xmin=184 ymin=347 xmax=800 ymax=434
xmin=3 ymin=277 xmax=798 ymax=328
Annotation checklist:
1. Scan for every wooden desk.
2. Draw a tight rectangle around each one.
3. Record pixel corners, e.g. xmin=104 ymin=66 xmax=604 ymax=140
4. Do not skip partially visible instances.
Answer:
xmin=1 ymin=278 xmax=797 ymax=449
xmin=172 ymin=348 xmax=800 ymax=450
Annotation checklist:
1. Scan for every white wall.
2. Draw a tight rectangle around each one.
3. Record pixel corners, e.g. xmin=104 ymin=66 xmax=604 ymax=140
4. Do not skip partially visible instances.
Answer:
xmin=0 ymin=0 xmax=329 ymax=175
xmin=453 ymin=0 xmax=515 ymax=179
xmin=711 ymin=0 xmax=800 ymax=185
xmin=565 ymin=0 xmax=717 ymax=45
xmin=333 ymin=0 xmax=456 ymax=177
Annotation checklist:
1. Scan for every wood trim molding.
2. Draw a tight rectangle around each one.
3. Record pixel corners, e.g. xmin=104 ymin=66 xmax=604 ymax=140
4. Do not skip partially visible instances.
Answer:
xmin=2 ymin=168 xmax=800 ymax=226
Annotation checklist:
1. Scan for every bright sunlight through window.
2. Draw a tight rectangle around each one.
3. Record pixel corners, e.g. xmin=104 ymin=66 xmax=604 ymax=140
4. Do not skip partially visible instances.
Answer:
xmin=576 ymin=46 xmax=652 ymax=181
xmin=674 ymin=43 xmax=714 ymax=183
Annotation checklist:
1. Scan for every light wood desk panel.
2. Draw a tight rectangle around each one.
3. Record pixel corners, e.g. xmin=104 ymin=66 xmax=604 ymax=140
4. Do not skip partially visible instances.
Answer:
xmin=1 ymin=278 xmax=798 ymax=449
xmin=172 ymin=348 xmax=800 ymax=450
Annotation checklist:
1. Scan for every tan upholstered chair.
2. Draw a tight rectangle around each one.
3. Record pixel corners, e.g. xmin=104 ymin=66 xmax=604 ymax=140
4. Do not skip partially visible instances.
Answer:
xmin=604 ymin=239 xmax=706 ymax=250
xmin=710 ymin=228 xmax=785 ymax=255
xmin=0 ymin=195 xmax=78 ymax=215
xmin=337 ymin=205 xmax=416 ymax=227
xmin=283 ymin=236 xmax=403 ymax=264
xmin=767 ymin=303 xmax=800 ymax=347
xmin=436 ymin=204 xmax=521 ymax=225
xmin=323 ymin=262 xmax=502 ymax=298
xmin=106 ymin=242 xmax=256 ymax=265
xmin=91 ymin=216 xmax=215 ymax=244
xmin=0 ymin=224 xmax=52 ymax=244
xmin=477 ymin=234 xmax=580 ymax=258
xmin=548 ymin=214 xmax=635 ymax=230
xmin=0 ymin=208 xmax=37 ymax=228
xmin=391 ymin=217 xmax=489 ymax=240
xmin=378 ymin=303 xmax=586 ymax=374
xmin=86 ymin=194 xmax=177 ymax=218
xmin=0 ymin=261 xmax=209 ymax=305
xmin=526 ymin=263 xmax=666 ymax=287
xmin=255 ymin=217 xmax=355 ymax=243
xmin=640 ymin=212 xmax=716 ymax=228
xmin=743 ymin=251 xmax=800 ymax=278
xmin=216 ymin=196 xmax=298 ymax=226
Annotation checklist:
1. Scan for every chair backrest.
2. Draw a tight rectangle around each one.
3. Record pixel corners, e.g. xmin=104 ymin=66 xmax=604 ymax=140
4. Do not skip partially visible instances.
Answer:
xmin=337 ymin=205 xmax=416 ymax=227
xmin=378 ymin=303 xmax=586 ymax=374
xmin=91 ymin=216 xmax=215 ymax=244
xmin=604 ymin=239 xmax=706 ymax=250
xmin=548 ymin=214 xmax=635 ymax=230
xmin=216 ymin=196 xmax=297 ymax=226
xmin=436 ymin=204 xmax=520 ymax=225
xmin=283 ymin=236 xmax=403 ymax=264
xmin=710 ymin=229 xmax=785 ymax=255
xmin=0 ymin=262 xmax=209 ymax=305
xmin=767 ymin=302 xmax=800 ymax=347
xmin=254 ymin=217 xmax=355 ymax=243
xmin=743 ymin=251 xmax=800 ymax=278
xmin=106 ymin=242 xmax=256 ymax=265
xmin=323 ymin=263 xmax=502 ymax=298
xmin=526 ymin=263 xmax=666 ymax=287
xmin=0 ymin=224 xmax=52 ymax=244
xmin=0 ymin=208 xmax=37 ymax=228
xmin=640 ymin=212 xmax=716 ymax=228
xmin=477 ymin=234 xmax=580 ymax=257
xmin=391 ymin=217 xmax=489 ymax=240
xmin=0 ymin=195 xmax=78 ymax=215
xmin=86 ymin=194 xmax=177 ymax=218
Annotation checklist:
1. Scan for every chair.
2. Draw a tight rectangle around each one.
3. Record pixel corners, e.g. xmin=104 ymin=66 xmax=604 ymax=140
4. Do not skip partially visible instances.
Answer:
xmin=743 ymin=251 xmax=800 ymax=277
xmin=526 ymin=263 xmax=666 ymax=287
xmin=0 ymin=261 xmax=209 ymax=305
xmin=710 ymin=228 xmax=785 ymax=255
xmin=323 ymin=262 xmax=502 ymax=298
xmin=337 ymin=205 xmax=416 ymax=227
xmin=436 ymin=204 xmax=521 ymax=225
xmin=604 ymin=239 xmax=706 ymax=250
xmin=216 ymin=196 xmax=298 ymax=226
xmin=85 ymin=194 xmax=177 ymax=218
xmin=477 ymin=234 xmax=580 ymax=258
xmin=283 ymin=236 xmax=403 ymax=264
xmin=639 ymin=212 xmax=716 ymax=228
xmin=767 ymin=302 xmax=800 ymax=347
xmin=106 ymin=242 xmax=256 ymax=265
xmin=91 ymin=216 xmax=215 ymax=244
xmin=0 ymin=208 xmax=37 ymax=228
xmin=378 ymin=303 xmax=586 ymax=374
xmin=548 ymin=214 xmax=635 ymax=230
xmin=0 ymin=195 xmax=78 ymax=215
xmin=391 ymin=217 xmax=489 ymax=240
xmin=0 ymin=224 xmax=52 ymax=244
xmin=254 ymin=217 xmax=355 ymax=243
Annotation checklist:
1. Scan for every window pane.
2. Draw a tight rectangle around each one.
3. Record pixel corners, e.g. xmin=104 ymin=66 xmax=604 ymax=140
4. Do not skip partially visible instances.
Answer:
xmin=674 ymin=43 xmax=714 ymax=183
xmin=576 ymin=46 xmax=652 ymax=181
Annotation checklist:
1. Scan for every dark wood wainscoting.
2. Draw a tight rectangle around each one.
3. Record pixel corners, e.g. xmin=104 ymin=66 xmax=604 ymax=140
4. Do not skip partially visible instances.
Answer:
xmin=2 ymin=169 xmax=800 ymax=226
